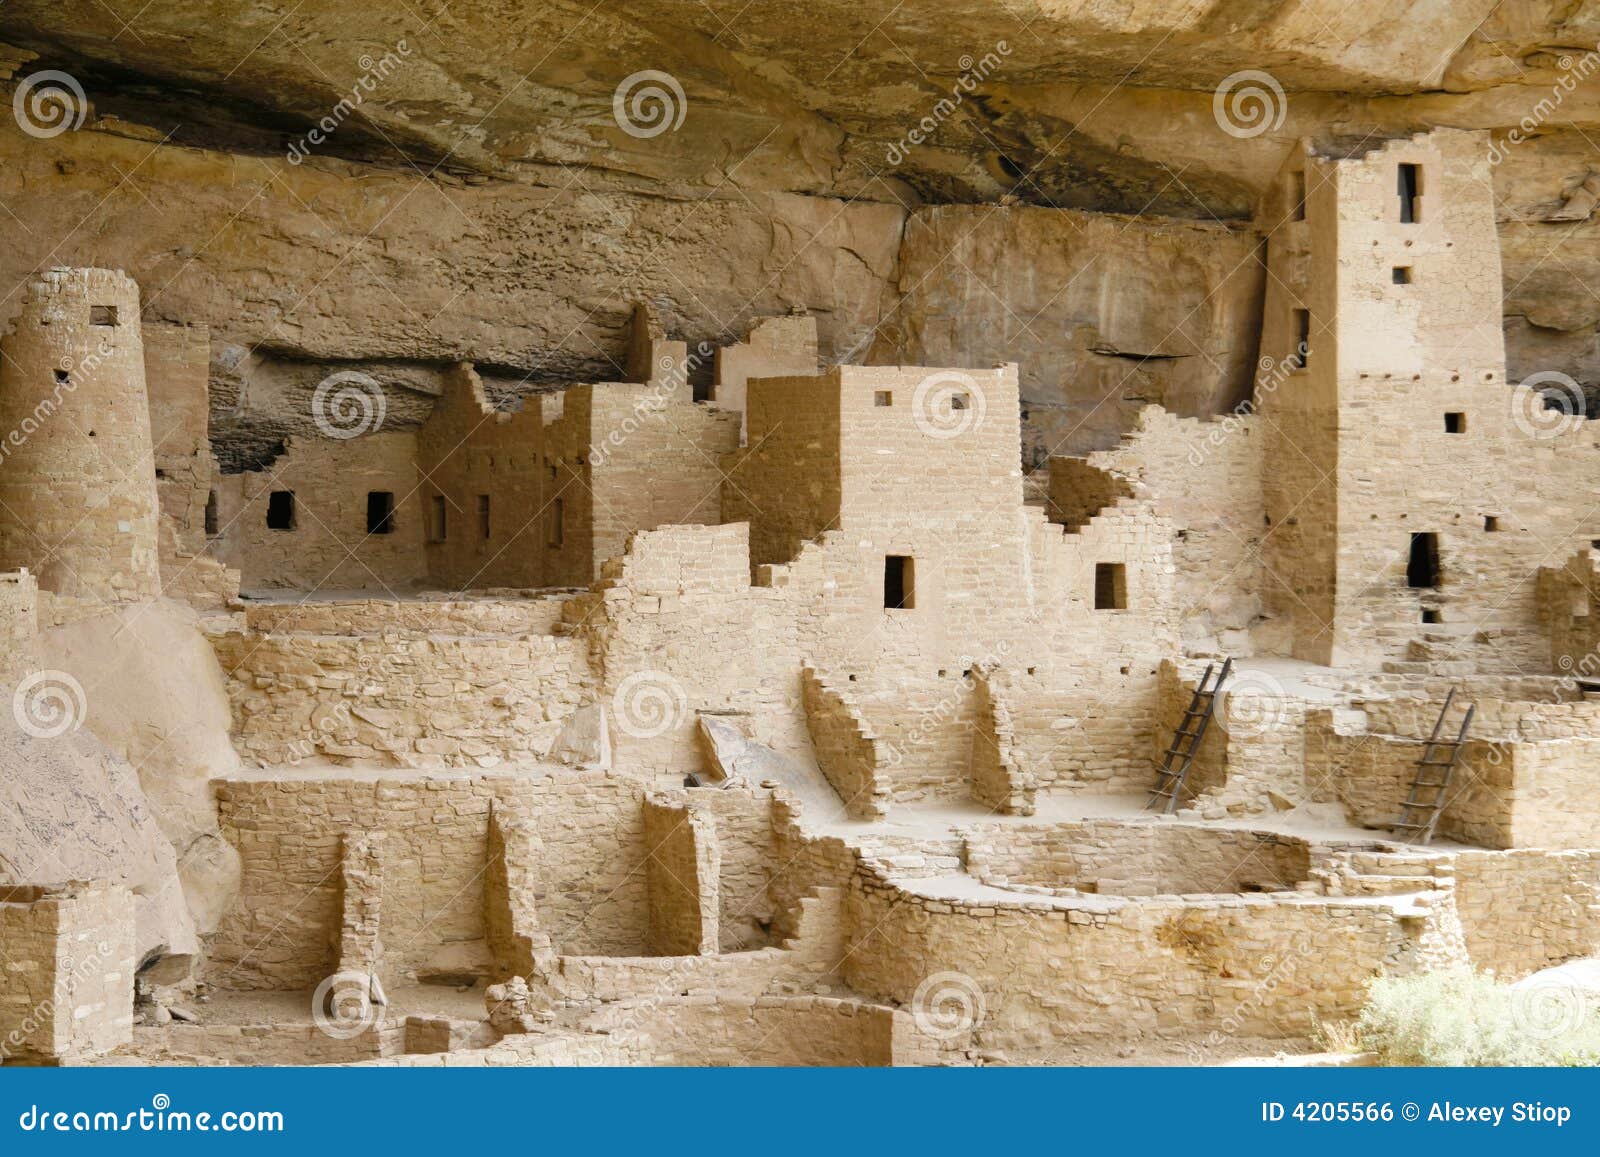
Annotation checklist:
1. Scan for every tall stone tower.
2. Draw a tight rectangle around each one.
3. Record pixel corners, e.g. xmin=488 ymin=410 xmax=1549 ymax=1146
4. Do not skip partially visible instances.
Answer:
xmin=1255 ymin=131 xmax=1534 ymax=669
xmin=0 ymin=268 xmax=162 ymax=602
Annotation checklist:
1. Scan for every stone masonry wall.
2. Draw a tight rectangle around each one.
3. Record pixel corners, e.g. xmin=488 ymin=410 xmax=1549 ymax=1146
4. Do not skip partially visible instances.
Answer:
xmin=0 ymin=881 xmax=134 ymax=1063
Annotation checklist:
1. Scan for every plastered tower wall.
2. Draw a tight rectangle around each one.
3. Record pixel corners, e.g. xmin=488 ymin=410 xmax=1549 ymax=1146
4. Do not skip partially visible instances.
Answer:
xmin=0 ymin=268 xmax=161 ymax=603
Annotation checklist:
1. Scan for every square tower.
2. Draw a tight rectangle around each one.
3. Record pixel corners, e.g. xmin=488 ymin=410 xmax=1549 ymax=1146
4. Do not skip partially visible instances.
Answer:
xmin=1256 ymin=130 xmax=1524 ymax=667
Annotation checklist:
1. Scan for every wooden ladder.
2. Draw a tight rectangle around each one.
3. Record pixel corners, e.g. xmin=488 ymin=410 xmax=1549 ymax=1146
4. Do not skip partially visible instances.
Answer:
xmin=1146 ymin=657 xmax=1232 ymax=815
xmin=1391 ymin=687 xmax=1474 ymax=845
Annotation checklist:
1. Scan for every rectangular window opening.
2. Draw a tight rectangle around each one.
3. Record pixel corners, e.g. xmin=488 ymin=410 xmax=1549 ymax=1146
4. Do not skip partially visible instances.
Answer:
xmin=1444 ymin=412 xmax=1465 ymax=434
xmin=1422 ymin=609 xmax=1440 ymax=624
xmin=429 ymin=494 xmax=448 ymax=543
xmin=884 ymin=555 xmax=914 ymax=610
xmin=1290 ymin=170 xmax=1306 ymax=221
xmin=1291 ymin=309 xmax=1310 ymax=369
xmin=1484 ymin=515 xmax=1500 ymax=532
xmin=1398 ymin=163 xmax=1421 ymax=224
xmin=266 ymin=490 xmax=295 ymax=531
xmin=89 ymin=304 xmax=118 ymax=327
xmin=1407 ymin=531 xmax=1441 ymax=589
xmin=366 ymin=491 xmax=395 ymax=535
xmin=477 ymin=494 xmax=491 ymax=539
xmin=548 ymin=498 xmax=564 ymax=548
xmin=53 ymin=369 xmax=68 ymax=385
xmin=1393 ymin=266 xmax=1412 ymax=285
xmin=204 ymin=490 xmax=219 ymax=537
xmin=950 ymin=393 xmax=969 ymax=411
xmin=1094 ymin=562 xmax=1127 ymax=610
xmin=874 ymin=390 xmax=893 ymax=407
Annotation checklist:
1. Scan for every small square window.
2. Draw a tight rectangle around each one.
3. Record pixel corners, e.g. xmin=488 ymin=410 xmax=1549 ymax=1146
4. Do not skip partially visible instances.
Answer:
xmin=53 ymin=369 xmax=68 ymax=385
xmin=874 ymin=391 xmax=893 ymax=407
xmin=1094 ymin=562 xmax=1127 ymax=610
xmin=950 ymin=393 xmax=969 ymax=411
xmin=1444 ymin=412 xmax=1465 ymax=434
xmin=884 ymin=555 xmax=914 ymax=609
xmin=1392 ymin=266 xmax=1412 ymax=285
xmin=1484 ymin=516 xmax=1500 ymax=532
xmin=89 ymin=304 xmax=117 ymax=327
xmin=366 ymin=491 xmax=395 ymax=535
xmin=266 ymin=490 xmax=295 ymax=531
xmin=1422 ymin=609 xmax=1440 ymax=624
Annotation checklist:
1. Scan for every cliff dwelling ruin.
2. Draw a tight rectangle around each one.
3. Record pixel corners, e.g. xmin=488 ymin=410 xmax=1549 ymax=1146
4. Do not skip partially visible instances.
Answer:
xmin=4 ymin=4 xmax=1600 ymax=1069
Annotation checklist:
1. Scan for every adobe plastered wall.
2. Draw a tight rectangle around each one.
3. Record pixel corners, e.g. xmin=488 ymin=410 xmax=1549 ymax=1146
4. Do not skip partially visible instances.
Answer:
xmin=0 ymin=269 xmax=162 ymax=604
xmin=213 ymin=431 xmax=429 ymax=592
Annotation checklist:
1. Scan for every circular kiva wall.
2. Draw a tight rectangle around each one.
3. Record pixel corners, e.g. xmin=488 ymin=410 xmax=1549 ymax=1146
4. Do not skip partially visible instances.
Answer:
xmin=962 ymin=820 xmax=1314 ymax=896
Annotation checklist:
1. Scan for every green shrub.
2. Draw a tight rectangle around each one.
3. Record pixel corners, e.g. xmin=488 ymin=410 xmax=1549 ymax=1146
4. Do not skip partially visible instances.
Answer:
xmin=1348 ymin=966 xmax=1600 ymax=1066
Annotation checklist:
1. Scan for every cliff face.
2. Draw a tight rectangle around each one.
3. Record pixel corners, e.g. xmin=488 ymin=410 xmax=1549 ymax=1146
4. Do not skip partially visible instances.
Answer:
xmin=0 ymin=1 xmax=1598 ymax=457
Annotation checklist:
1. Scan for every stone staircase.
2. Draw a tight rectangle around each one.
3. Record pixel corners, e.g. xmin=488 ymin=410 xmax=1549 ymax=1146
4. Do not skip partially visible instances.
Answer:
xmin=1306 ymin=847 xmax=1454 ymax=897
